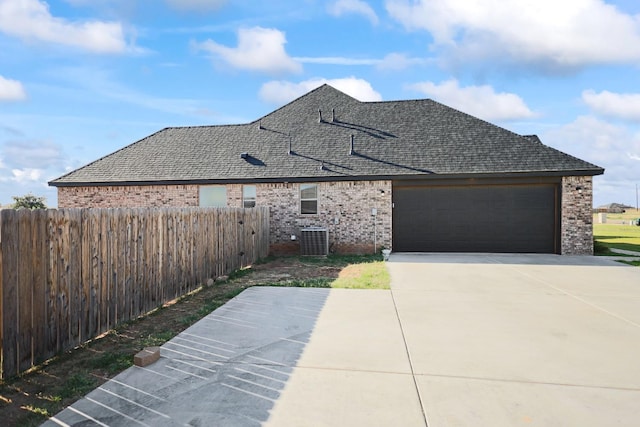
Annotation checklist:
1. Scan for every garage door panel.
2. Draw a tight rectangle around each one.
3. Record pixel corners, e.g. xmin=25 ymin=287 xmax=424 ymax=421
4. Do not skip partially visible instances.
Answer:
xmin=392 ymin=184 xmax=557 ymax=253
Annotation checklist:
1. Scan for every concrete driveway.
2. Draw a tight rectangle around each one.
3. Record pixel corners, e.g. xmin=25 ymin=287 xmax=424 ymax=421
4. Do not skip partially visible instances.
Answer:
xmin=384 ymin=254 xmax=640 ymax=426
xmin=44 ymin=254 xmax=640 ymax=426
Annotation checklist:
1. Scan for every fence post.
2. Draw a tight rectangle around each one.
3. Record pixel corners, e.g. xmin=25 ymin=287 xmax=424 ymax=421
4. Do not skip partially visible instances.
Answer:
xmin=0 ymin=210 xmax=3 ymax=379
xmin=1 ymin=209 xmax=19 ymax=378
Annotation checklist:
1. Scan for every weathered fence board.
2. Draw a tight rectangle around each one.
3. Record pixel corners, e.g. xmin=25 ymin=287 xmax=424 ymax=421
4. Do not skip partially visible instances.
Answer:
xmin=2 ymin=209 xmax=18 ymax=377
xmin=0 ymin=207 xmax=269 ymax=379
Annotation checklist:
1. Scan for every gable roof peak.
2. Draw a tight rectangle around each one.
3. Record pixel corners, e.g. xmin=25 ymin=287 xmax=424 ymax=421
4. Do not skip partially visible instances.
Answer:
xmin=253 ymin=83 xmax=362 ymax=125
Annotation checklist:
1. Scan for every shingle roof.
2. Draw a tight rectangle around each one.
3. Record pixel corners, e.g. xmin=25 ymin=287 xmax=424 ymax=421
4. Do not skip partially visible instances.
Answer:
xmin=50 ymin=84 xmax=603 ymax=186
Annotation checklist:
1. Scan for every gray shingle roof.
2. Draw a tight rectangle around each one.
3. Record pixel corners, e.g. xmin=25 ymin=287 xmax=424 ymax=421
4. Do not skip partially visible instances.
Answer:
xmin=50 ymin=84 xmax=603 ymax=186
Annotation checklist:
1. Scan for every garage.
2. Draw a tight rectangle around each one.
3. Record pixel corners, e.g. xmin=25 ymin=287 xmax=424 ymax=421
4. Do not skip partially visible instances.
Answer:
xmin=392 ymin=179 xmax=560 ymax=253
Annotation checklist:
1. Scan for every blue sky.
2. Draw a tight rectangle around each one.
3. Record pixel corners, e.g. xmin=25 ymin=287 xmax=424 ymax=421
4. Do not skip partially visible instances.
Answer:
xmin=1 ymin=0 xmax=640 ymax=208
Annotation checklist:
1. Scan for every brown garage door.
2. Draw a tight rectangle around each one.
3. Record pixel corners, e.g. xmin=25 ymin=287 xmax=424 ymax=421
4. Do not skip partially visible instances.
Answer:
xmin=392 ymin=182 xmax=559 ymax=253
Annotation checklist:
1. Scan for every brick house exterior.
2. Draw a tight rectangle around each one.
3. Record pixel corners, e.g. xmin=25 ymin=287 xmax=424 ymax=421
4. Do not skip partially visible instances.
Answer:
xmin=58 ymin=180 xmax=393 ymax=254
xmin=51 ymin=85 xmax=603 ymax=255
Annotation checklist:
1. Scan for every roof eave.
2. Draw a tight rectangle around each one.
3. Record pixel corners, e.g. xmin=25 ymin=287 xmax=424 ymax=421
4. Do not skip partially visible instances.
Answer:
xmin=48 ymin=168 xmax=605 ymax=188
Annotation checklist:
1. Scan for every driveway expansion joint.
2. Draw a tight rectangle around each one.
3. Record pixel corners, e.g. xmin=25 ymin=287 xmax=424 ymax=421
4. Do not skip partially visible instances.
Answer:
xmin=389 ymin=287 xmax=430 ymax=427
xmin=415 ymin=373 xmax=640 ymax=392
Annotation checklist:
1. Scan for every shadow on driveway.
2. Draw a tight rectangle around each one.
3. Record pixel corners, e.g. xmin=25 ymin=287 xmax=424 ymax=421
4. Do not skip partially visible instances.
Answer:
xmin=43 ymin=287 xmax=330 ymax=427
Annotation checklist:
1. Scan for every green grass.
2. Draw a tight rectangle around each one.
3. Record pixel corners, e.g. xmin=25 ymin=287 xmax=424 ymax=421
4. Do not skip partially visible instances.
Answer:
xmin=262 ymin=257 xmax=390 ymax=290
xmin=330 ymin=261 xmax=390 ymax=289
xmin=594 ymin=208 xmax=640 ymax=223
xmin=89 ymin=352 xmax=133 ymax=374
xmin=140 ymin=331 xmax=175 ymax=347
xmin=593 ymin=224 xmax=640 ymax=253
xmin=297 ymin=253 xmax=382 ymax=266
xmin=227 ymin=267 xmax=253 ymax=281
xmin=58 ymin=373 xmax=97 ymax=399
xmin=267 ymin=278 xmax=333 ymax=288
xmin=8 ymin=373 xmax=99 ymax=427
xmin=13 ymin=410 xmax=51 ymax=427
xmin=621 ymin=260 xmax=640 ymax=267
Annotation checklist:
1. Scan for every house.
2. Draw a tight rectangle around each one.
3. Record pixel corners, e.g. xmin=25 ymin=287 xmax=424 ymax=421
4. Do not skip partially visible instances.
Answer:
xmin=594 ymin=203 xmax=630 ymax=214
xmin=49 ymin=85 xmax=604 ymax=255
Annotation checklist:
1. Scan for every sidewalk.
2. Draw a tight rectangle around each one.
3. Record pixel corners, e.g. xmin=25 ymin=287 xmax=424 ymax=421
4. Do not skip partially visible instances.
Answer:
xmin=610 ymin=248 xmax=640 ymax=256
xmin=602 ymin=248 xmax=640 ymax=262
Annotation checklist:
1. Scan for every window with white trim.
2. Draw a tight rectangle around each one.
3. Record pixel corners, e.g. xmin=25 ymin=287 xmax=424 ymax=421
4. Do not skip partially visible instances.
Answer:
xmin=243 ymin=185 xmax=256 ymax=208
xmin=300 ymin=184 xmax=318 ymax=215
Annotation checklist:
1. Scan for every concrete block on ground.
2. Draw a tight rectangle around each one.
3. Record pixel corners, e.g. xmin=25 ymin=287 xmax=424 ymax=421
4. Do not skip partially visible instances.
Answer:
xmin=134 ymin=347 xmax=160 ymax=367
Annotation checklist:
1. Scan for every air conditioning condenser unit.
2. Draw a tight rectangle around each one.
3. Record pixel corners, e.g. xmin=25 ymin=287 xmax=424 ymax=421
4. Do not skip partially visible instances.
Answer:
xmin=300 ymin=227 xmax=328 ymax=256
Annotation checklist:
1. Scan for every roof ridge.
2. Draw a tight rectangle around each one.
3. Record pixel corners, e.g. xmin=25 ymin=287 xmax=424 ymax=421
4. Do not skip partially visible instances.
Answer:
xmin=48 ymin=128 xmax=170 ymax=184
xmin=165 ymin=122 xmax=252 ymax=130
xmin=363 ymin=98 xmax=433 ymax=105
xmin=423 ymin=98 xmax=540 ymax=143
xmin=252 ymin=84 xmax=361 ymax=124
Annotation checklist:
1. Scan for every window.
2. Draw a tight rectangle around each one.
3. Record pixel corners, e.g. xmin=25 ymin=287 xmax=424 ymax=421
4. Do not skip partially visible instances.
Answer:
xmin=243 ymin=185 xmax=256 ymax=208
xmin=300 ymin=184 xmax=318 ymax=214
xmin=199 ymin=186 xmax=227 ymax=207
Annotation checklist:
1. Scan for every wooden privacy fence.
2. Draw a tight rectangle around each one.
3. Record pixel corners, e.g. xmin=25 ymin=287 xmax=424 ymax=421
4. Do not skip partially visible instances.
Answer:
xmin=0 ymin=207 xmax=269 ymax=379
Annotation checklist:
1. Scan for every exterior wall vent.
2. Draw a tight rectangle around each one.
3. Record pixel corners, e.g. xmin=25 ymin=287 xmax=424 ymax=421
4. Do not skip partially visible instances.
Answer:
xmin=300 ymin=227 xmax=329 ymax=256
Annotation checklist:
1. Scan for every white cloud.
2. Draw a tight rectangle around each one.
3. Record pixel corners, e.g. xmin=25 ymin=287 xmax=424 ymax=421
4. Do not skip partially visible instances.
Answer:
xmin=408 ymin=79 xmax=536 ymax=121
xmin=63 ymin=0 xmax=118 ymax=5
xmin=328 ymin=0 xmax=379 ymax=25
xmin=194 ymin=27 xmax=302 ymax=75
xmin=11 ymin=168 xmax=44 ymax=184
xmin=386 ymin=0 xmax=640 ymax=70
xmin=0 ymin=138 xmax=66 ymax=205
xmin=0 ymin=75 xmax=26 ymax=101
xmin=259 ymin=77 xmax=382 ymax=104
xmin=544 ymin=116 xmax=640 ymax=206
xmin=165 ymin=0 xmax=226 ymax=12
xmin=582 ymin=90 xmax=640 ymax=121
xmin=293 ymin=52 xmax=428 ymax=70
xmin=2 ymin=139 xmax=64 ymax=170
xmin=0 ymin=0 xmax=130 ymax=53
xmin=294 ymin=56 xmax=379 ymax=66
xmin=376 ymin=52 xmax=428 ymax=71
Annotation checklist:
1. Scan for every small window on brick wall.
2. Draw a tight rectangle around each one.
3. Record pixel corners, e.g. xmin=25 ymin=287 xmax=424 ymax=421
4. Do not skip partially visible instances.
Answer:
xmin=243 ymin=185 xmax=256 ymax=208
xmin=199 ymin=185 xmax=227 ymax=207
xmin=300 ymin=183 xmax=318 ymax=215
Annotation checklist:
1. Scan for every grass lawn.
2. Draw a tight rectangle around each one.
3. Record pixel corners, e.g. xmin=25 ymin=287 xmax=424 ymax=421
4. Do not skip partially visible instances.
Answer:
xmin=332 ymin=261 xmax=390 ymax=289
xmin=593 ymin=224 xmax=640 ymax=253
xmin=593 ymin=208 xmax=640 ymax=223
xmin=265 ymin=255 xmax=390 ymax=290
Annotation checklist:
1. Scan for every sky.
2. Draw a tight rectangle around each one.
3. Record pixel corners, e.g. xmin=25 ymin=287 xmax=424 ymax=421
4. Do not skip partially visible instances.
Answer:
xmin=1 ymin=0 xmax=640 ymax=208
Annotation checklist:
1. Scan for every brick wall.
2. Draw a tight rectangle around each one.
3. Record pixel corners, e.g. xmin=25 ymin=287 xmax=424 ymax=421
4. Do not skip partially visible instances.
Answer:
xmin=58 ymin=177 xmax=592 ymax=255
xmin=58 ymin=180 xmax=392 ymax=255
xmin=561 ymin=176 xmax=594 ymax=255
xmin=228 ymin=181 xmax=392 ymax=255
xmin=227 ymin=184 xmax=243 ymax=207
xmin=58 ymin=185 xmax=199 ymax=208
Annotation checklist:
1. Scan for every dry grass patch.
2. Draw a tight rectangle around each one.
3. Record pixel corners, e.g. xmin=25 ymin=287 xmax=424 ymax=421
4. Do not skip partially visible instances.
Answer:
xmin=334 ymin=262 xmax=390 ymax=289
